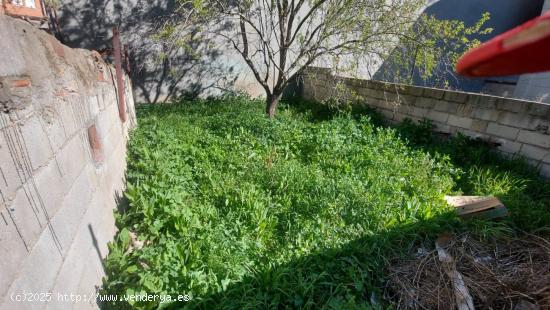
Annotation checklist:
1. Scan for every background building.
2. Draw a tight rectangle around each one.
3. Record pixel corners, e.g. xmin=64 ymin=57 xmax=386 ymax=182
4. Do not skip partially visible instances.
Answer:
xmin=56 ymin=0 xmax=549 ymax=103
xmin=513 ymin=0 xmax=550 ymax=103
xmin=375 ymin=0 xmax=546 ymax=98
xmin=1 ymin=0 xmax=44 ymax=19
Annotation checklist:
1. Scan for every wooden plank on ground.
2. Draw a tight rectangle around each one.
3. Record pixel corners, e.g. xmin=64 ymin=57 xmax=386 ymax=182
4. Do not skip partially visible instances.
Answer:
xmin=445 ymin=195 xmax=508 ymax=220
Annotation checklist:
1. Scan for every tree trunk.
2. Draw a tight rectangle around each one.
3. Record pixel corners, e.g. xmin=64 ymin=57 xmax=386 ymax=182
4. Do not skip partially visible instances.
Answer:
xmin=266 ymin=92 xmax=282 ymax=118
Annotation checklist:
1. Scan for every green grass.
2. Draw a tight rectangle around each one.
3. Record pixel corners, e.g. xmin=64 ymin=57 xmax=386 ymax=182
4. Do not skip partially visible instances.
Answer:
xmin=101 ymin=96 xmax=550 ymax=309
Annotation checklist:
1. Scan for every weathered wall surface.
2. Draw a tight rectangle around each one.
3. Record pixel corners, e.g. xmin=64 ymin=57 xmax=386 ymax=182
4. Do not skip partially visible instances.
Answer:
xmin=0 ymin=15 xmax=136 ymax=309
xmin=57 ymin=0 xmax=245 ymax=104
xmin=303 ymin=67 xmax=550 ymax=177
xmin=513 ymin=0 xmax=550 ymax=104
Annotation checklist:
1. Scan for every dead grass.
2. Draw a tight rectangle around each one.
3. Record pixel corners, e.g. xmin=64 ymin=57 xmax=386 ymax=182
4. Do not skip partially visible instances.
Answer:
xmin=385 ymin=233 xmax=550 ymax=309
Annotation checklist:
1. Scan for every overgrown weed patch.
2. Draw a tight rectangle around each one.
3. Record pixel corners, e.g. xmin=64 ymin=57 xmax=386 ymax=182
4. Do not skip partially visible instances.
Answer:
xmin=102 ymin=96 xmax=549 ymax=309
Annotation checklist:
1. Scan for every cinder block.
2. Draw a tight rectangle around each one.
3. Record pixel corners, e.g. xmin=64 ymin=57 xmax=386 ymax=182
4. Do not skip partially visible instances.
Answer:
xmin=0 ymin=208 xmax=30 ymax=302
xmin=46 ymin=236 xmax=89 ymax=308
xmin=357 ymin=87 xmax=383 ymax=100
xmin=456 ymin=103 xmax=476 ymax=117
xmin=473 ymin=108 xmax=498 ymax=121
xmin=69 ymin=95 xmax=94 ymax=129
xmin=497 ymin=140 xmax=522 ymax=154
xmin=476 ymin=96 xmax=498 ymax=109
xmin=517 ymin=130 xmax=550 ymax=148
xmin=380 ymin=91 xmax=399 ymax=103
xmin=98 ymin=123 xmax=124 ymax=162
xmin=471 ymin=120 xmax=489 ymax=133
xmin=71 ymin=197 xmax=118 ymax=309
xmin=486 ymin=123 xmax=520 ymax=140
xmin=0 ymin=114 xmax=11 ymax=131
xmin=8 ymin=183 xmax=51 ymax=253
xmin=55 ymin=133 xmax=88 ymax=189
xmin=33 ymin=158 xmax=65 ymax=216
xmin=377 ymin=100 xmax=398 ymax=111
xmin=408 ymin=86 xmax=424 ymax=97
xmin=434 ymin=101 xmax=459 ymax=114
xmin=19 ymin=116 xmax=53 ymax=170
xmin=95 ymin=89 xmax=108 ymax=111
xmin=527 ymin=102 xmax=550 ymax=116
xmin=447 ymin=115 xmax=473 ymax=129
xmin=83 ymin=190 xmax=118 ymax=260
xmin=409 ymin=107 xmax=428 ymax=118
xmin=49 ymin=164 xmax=95 ymax=254
xmin=415 ymin=97 xmax=436 ymax=109
xmin=76 ymin=254 xmax=104 ymax=309
xmin=46 ymin=194 xmax=110 ymax=310
xmin=56 ymin=98 xmax=78 ymax=139
xmin=0 ymin=129 xmax=26 ymax=202
xmin=520 ymin=144 xmax=550 ymax=162
xmin=1 ymin=230 xmax=63 ymax=310
xmin=42 ymin=113 xmax=68 ymax=153
xmin=444 ymin=91 xmax=468 ymax=103
xmin=424 ymin=88 xmax=445 ymax=99
xmin=496 ymin=98 xmax=528 ymax=113
xmin=528 ymin=118 xmax=550 ymax=134
xmin=403 ymin=105 xmax=421 ymax=118
xmin=397 ymin=95 xmax=416 ymax=105
xmin=497 ymin=112 xmax=532 ymax=128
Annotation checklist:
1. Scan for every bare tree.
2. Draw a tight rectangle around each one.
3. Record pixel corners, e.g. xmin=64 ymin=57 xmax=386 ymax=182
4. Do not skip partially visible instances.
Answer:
xmin=163 ymin=0 xmax=489 ymax=117
xmin=186 ymin=0 xmax=429 ymax=117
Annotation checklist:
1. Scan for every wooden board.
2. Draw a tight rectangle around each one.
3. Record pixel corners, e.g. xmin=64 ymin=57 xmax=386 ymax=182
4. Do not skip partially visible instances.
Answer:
xmin=445 ymin=195 xmax=508 ymax=220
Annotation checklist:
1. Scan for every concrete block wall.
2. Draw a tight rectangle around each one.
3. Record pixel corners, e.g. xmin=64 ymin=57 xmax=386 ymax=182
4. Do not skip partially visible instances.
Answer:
xmin=0 ymin=15 xmax=136 ymax=309
xmin=302 ymin=67 xmax=550 ymax=177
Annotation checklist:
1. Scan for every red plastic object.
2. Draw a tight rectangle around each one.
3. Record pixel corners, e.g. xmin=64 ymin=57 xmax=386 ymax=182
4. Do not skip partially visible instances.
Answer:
xmin=456 ymin=11 xmax=550 ymax=77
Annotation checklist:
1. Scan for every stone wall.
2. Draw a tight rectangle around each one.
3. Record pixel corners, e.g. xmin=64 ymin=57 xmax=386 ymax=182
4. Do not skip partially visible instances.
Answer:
xmin=302 ymin=67 xmax=550 ymax=177
xmin=0 ymin=15 xmax=136 ymax=309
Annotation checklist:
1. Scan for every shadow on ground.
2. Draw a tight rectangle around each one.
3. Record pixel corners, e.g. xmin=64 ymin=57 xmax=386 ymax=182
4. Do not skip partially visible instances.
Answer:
xmin=168 ymin=212 xmax=458 ymax=309
xmin=59 ymin=0 xmax=238 ymax=104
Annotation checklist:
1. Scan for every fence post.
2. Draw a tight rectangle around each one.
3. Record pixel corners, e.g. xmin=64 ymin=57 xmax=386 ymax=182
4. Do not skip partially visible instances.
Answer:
xmin=112 ymin=27 xmax=126 ymax=123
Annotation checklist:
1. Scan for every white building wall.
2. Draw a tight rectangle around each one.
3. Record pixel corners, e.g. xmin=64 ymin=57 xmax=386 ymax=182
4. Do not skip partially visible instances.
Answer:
xmin=512 ymin=0 xmax=550 ymax=103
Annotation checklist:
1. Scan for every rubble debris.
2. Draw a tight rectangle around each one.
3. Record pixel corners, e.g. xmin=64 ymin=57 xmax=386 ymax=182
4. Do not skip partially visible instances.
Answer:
xmin=385 ymin=234 xmax=550 ymax=309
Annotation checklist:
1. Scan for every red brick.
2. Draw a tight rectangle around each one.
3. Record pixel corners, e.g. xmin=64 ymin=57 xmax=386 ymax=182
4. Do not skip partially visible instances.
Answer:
xmin=87 ymin=125 xmax=104 ymax=164
xmin=10 ymin=79 xmax=31 ymax=88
